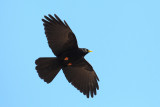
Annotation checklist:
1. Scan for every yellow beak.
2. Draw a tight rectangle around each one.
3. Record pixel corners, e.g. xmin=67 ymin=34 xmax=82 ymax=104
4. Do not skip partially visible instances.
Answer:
xmin=88 ymin=50 xmax=93 ymax=52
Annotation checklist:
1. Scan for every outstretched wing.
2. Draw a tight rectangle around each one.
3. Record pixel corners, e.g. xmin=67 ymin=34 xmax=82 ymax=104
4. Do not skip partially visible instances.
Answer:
xmin=42 ymin=14 xmax=78 ymax=56
xmin=62 ymin=58 xmax=99 ymax=98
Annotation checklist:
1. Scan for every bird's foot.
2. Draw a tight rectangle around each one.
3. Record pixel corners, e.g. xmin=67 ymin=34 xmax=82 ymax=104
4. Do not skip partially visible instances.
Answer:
xmin=67 ymin=63 xmax=72 ymax=66
xmin=64 ymin=57 xmax=69 ymax=60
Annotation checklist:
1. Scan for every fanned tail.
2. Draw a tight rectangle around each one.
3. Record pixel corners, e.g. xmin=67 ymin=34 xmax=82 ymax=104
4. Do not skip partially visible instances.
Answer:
xmin=35 ymin=57 xmax=61 ymax=83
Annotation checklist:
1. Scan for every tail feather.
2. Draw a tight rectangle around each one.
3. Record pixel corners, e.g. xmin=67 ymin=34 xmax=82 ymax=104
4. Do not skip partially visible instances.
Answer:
xmin=35 ymin=57 xmax=61 ymax=83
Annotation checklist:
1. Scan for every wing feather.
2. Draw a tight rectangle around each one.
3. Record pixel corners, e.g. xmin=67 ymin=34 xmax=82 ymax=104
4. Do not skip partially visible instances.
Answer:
xmin=42 ymin=14 xmax=78 ymax=56
xmin=62 ymin=58 xmax=99 ymax=98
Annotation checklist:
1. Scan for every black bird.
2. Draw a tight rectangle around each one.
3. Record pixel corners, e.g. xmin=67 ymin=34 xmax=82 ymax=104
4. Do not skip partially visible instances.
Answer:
xmin=35 ymin=14 xmax=99 ymax=98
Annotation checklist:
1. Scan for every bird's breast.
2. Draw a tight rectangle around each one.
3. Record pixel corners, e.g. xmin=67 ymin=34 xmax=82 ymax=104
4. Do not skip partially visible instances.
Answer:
xmin=58 ymin=49 xmax=83 ymax=67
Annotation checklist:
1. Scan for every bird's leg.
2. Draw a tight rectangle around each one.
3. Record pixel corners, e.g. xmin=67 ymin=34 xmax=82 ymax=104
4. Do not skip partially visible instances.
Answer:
xmin=67 ymin=63 xmax=72 ymax=66
xmin=64 ymin=57 xmax=69 ymax=60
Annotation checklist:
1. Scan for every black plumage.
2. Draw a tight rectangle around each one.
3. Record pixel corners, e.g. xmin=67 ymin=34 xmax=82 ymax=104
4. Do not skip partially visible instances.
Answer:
xmin=35 ymin=14 xmax=99 ymax=98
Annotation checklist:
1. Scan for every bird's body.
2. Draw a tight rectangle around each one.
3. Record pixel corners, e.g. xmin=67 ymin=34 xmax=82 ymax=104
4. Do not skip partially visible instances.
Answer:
xmin=35 ymin=14 xmax=99 ymax=98
xmin=58 ymin=48 xmax=88 ymax=66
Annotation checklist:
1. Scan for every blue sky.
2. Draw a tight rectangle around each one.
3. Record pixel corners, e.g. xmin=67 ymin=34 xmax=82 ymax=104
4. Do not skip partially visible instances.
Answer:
xmin=1 ymin=0 xmax=160 ymax=107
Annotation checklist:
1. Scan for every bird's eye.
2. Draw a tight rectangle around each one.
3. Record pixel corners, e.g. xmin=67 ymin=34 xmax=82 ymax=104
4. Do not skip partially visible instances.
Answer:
xmin=83 ymin=49 xmax=87 ymax=52
xmin=86 ymin=49 xmax=89 ymax=52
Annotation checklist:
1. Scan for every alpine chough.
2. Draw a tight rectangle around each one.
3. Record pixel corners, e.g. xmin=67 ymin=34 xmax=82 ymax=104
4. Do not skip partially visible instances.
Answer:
xmin=35 ymin=14 xmax=99 ymax=98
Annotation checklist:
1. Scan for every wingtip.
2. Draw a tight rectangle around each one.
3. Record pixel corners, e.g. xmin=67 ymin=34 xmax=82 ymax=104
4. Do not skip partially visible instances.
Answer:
xmin=87 ymin=94 xmax=89 ymax=98
xmin=54 ymin=14 xmax=57 ymax=17
xmin=42 ymin=19 xmax=45 ymax=22
xmin=97 ymin=77 xmax=100 ymax=81
xmin=48 ymin=14 xmax=52 ymax=17
xmin=44 ymin=15 xmax=47 ymax=18
xmin=91 ymin=93 xmax=94 ymax=98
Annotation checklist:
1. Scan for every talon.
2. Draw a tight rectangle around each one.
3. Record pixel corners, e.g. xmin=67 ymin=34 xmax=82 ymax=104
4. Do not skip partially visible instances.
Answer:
xmin=67 ymin=63 xmax=72 ymax=66
xmin=64 ymin=57 xmax=69 ymax=60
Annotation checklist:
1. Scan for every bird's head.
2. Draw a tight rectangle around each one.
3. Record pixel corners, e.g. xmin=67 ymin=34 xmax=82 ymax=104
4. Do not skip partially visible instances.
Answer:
xmin=80 ymin=48 xmax=93 ymax=56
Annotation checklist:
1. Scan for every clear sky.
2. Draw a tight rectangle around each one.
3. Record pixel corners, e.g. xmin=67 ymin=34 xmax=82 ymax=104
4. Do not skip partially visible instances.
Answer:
xmin=1 ymin=0 xmax=160 ymax=107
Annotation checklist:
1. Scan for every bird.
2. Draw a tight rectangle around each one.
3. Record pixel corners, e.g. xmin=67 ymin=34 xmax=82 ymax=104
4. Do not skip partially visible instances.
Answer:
xmin=35 ymin=14 xmax=99 ymax=98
